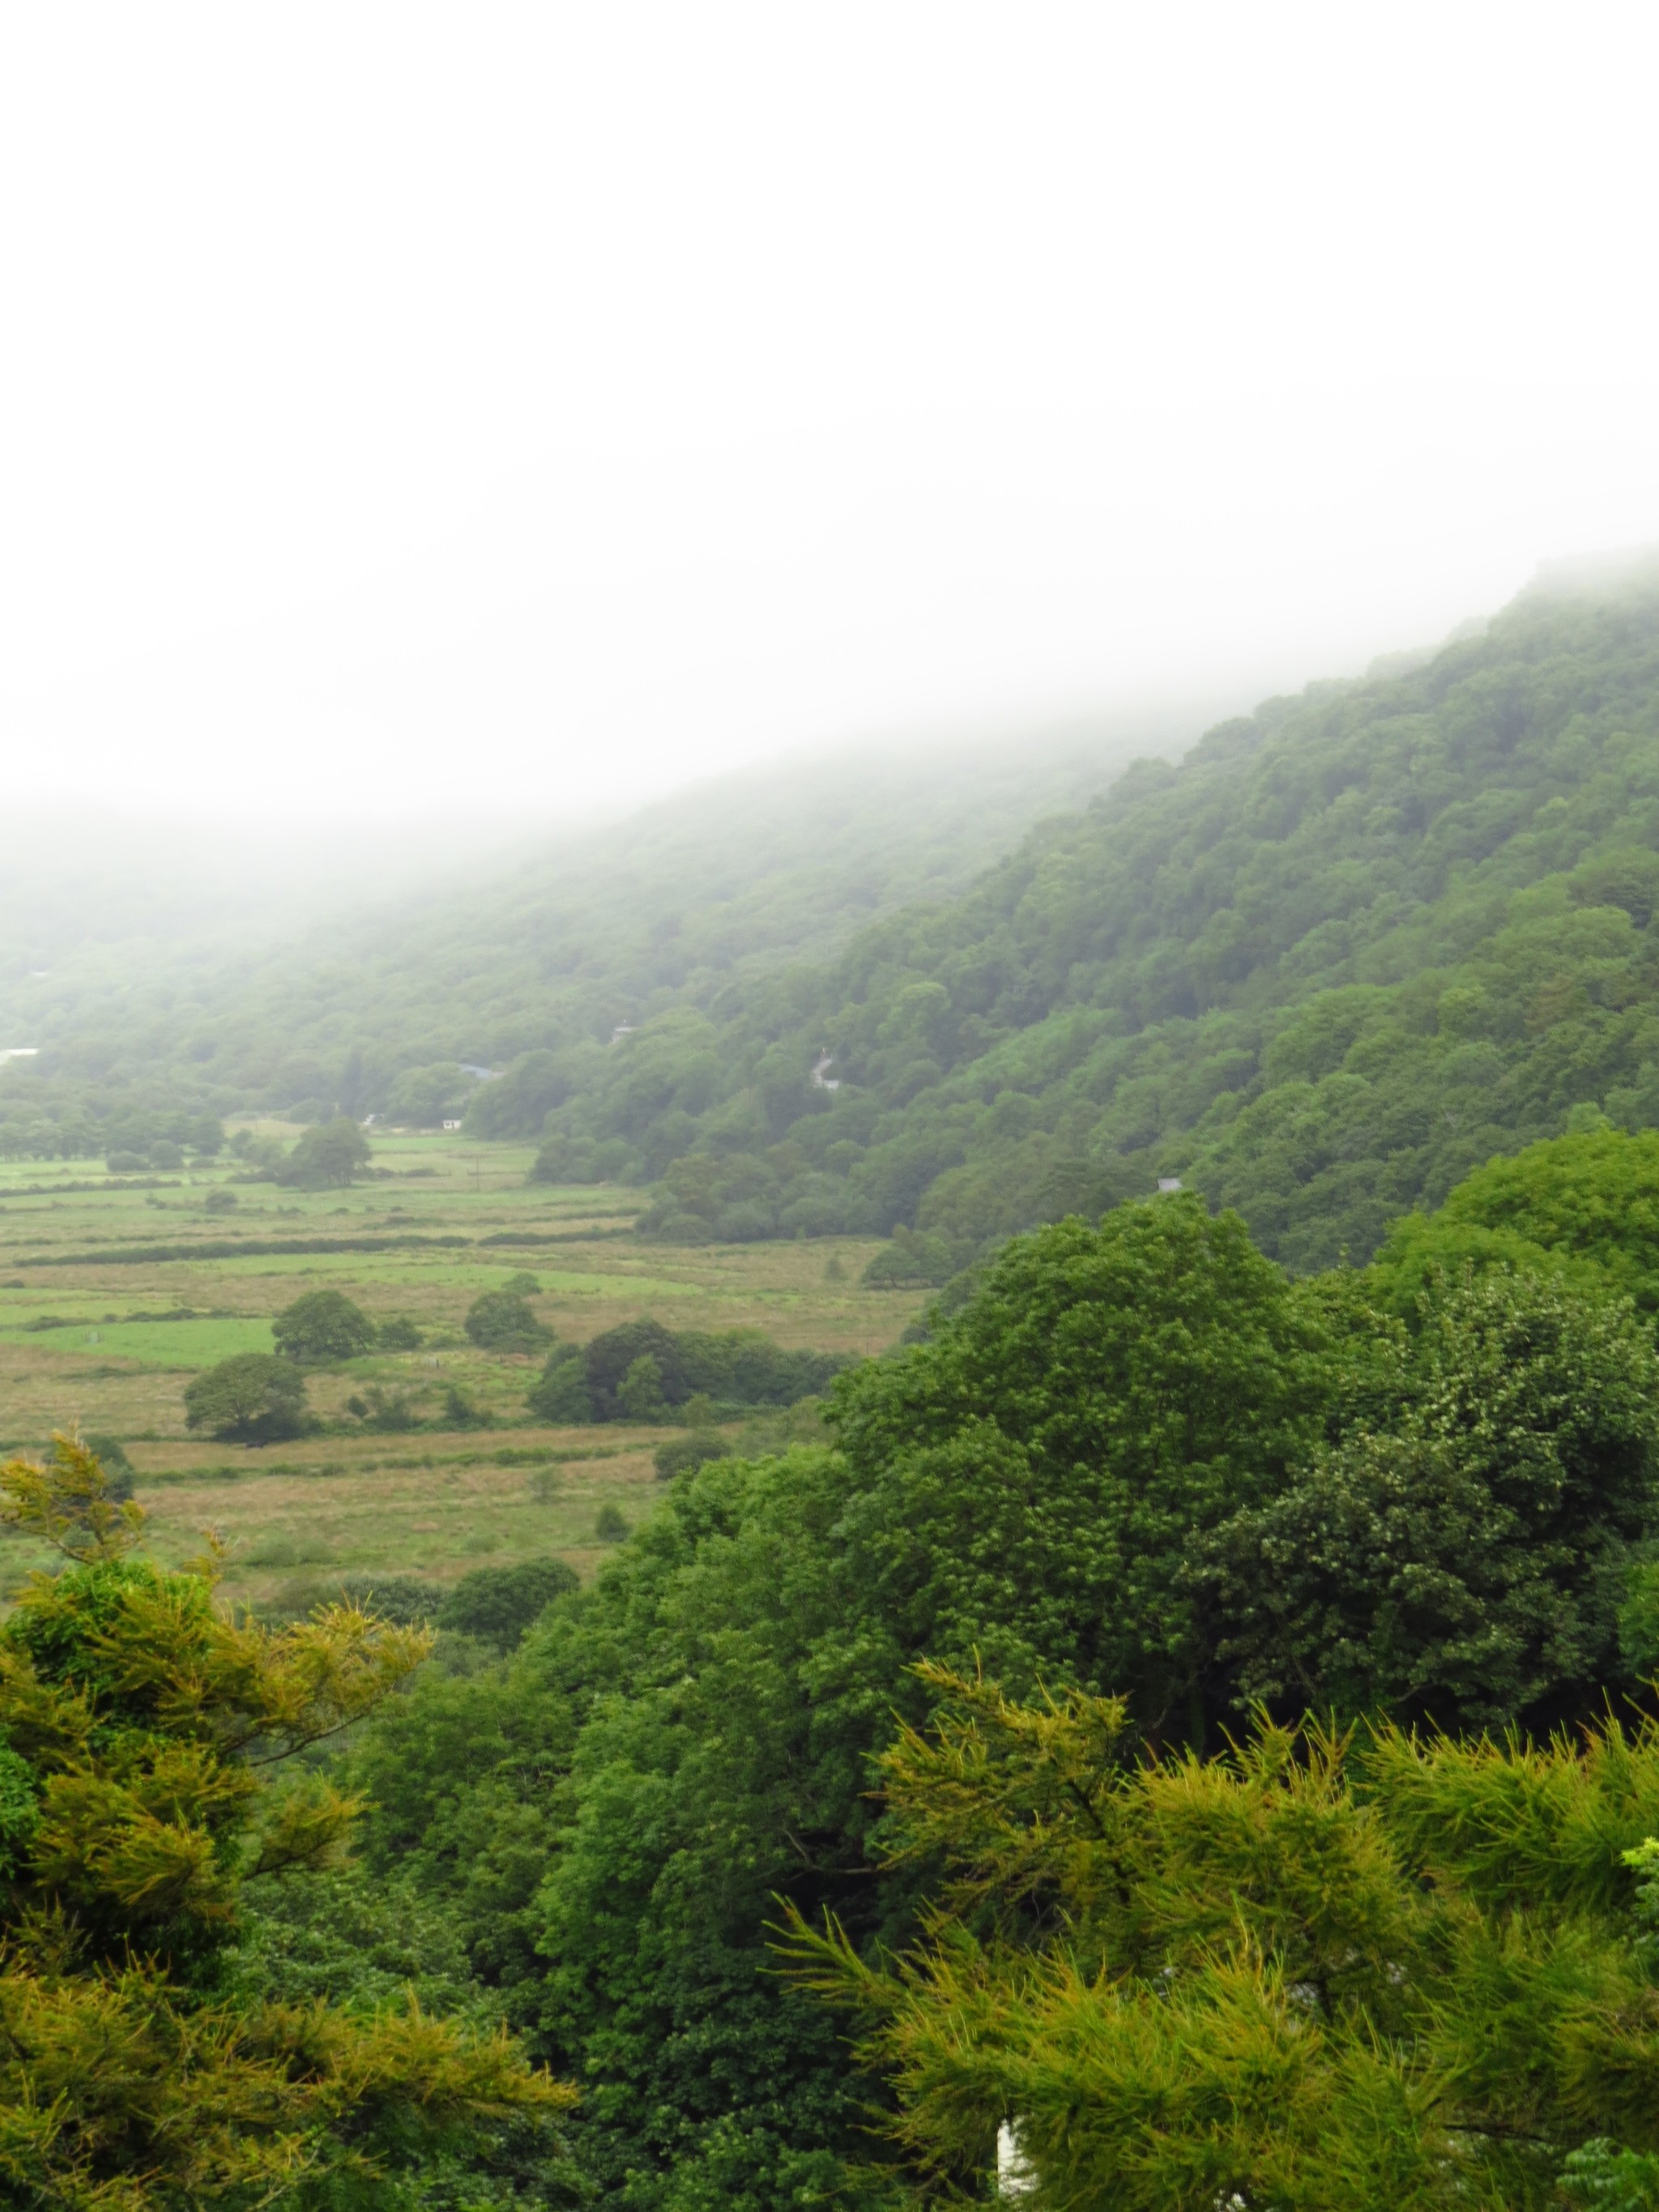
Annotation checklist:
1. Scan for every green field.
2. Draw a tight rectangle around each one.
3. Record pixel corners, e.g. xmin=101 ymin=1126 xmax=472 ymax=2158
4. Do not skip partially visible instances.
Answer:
xmin=0 ymin=1129 xmax=921 ymax=1610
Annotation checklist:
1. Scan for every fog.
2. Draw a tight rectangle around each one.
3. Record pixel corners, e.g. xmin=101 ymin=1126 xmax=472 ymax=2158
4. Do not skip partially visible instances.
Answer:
xmin=4 ymin=3 xmax=1659 ymax=832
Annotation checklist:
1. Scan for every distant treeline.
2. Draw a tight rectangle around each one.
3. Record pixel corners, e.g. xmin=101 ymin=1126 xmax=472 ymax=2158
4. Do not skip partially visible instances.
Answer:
xmin=0 ymin=732 xmax=1152 ymax=1151
xmin=529 ymin=1317 xmax=849 ymax=1423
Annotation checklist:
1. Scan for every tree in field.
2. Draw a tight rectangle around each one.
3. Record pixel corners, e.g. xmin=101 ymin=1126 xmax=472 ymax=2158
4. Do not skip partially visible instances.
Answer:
xmin=272 ymin=1287 xmax=377 ymax=1364
xmin=785 ymin=1661 xmax=1659 ymax=2212
xmin=464 ymin=1289 xmax=552 ymax=1356
xmin=0 ymin=1436 xmax=572 ymax=2208
xmin=527 ymin=1343 xmax=593 ymax=1423
xmin=275 ymin=1116 xmax=373 ymax=1189
xmin=184 ymin=1352 xmax=309 ymax=1444
xmin=616 ymin=1352 xmax=668 ymax=1421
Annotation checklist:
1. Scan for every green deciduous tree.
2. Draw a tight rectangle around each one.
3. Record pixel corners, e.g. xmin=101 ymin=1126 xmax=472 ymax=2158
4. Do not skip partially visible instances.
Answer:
xmin=275 ymin=1117 xmax=373 ymax=1189
xmin=1209 ymin=1265 xmax=1659 ymax=1731
xmin=184 ymin=1352 xmax=309 ymax=1445
xmin=464 ymin=1291 xmax=553 ymax=1356
xmin=526 ymin=1345 xmax=593 ymax=1424
xmin=437 ymin=1560 xmax=579 ymax=1652
xmin=273 ymin=1287 xmax=377 ymax=1364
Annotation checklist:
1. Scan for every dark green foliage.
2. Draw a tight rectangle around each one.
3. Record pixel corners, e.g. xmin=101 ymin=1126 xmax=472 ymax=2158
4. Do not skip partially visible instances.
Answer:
xmin=184 ymin=1352 xmax=309 ymax=1443
xmin=1209 ymin=1266 xmax=1659 ymax=1730
xmin=377 ymin=1312 xmax=425 ymax=1350
xmin=275 ymin=1116 xmax=373 ymax=1188
xmin=80 ymin=1434 xmax=134 ymax=1502
xmin=569 ymin=1317 xmax=849 ymax=1421
xmin=859 ymin=1224 xmax=972 ymax=1287
xmin=437 ymin=1560 xmax=580 ymax=1650
xmin=652 ymin=1432 xmax=731 ymax=1480
xmin=832 ymin=1193 xmax=1334 ymax=1727
xmin=274 ymin=1287 xmax=377 ymax=1364
xmin=335 ymin=1572 xmax=438 ymax=1627
xmin=465 ymin=1291 xmax=554 ymax=1355
xmin=526 ymin=1344 xmax=594 ymax=1424
xmin=592 ymin=1503 xmax=629 ymax=1544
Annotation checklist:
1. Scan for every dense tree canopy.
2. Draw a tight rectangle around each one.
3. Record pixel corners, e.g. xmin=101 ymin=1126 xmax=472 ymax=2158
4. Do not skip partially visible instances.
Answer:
xmin=0 ymin=1438 xmax=569 ymax=2209
xmin=786 ymin=1663 xmax=1659 ymax=2211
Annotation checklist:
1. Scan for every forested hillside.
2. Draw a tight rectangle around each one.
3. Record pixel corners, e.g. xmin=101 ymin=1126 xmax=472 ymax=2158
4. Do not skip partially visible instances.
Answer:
xmin=526 ymin=558 xmax=1659 ymax=1267
xmin=0 ymin=721 xmax=1173 ymax=1155
xmin=15 ymin=564 xmax=1659 ymax=1278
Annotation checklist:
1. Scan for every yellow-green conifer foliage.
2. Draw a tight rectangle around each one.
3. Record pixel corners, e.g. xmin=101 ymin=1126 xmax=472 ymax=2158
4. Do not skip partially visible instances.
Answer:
xmin=786 ymin=1662 xmax=1659 ymax=2210
xmin=0 ymin=1435 xmax=573 ymax=2210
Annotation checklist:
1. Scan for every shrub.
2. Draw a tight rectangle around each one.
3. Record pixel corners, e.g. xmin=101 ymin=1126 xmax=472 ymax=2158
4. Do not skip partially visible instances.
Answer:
xmin=184 ymin=1354 xmax=309 ymax=1445
xmin=441 ymin=1381 xmax=489 ymax=1429
xmin=377 ymin=1313 xmax=424 ymax=1351
xmin=150 ymin=1139 xmax=185 ymax=1170
xmin=465 ymin=1291 xmax=553 ymax=1356
xmin=335 ymin=1573 xmax=438 ymax=1627
xmin=653 ymin=1433 xmax=731 ymax=1481
xmin=274 ymin=1289 xmax=377 ymax=1364
xmin=82 ymin=1435 xmax=135 ymax=1502
xmin=595 ymin=1502 xmax=629 ymax=1544
xmin=203 ymin=1188 xmax=239 ymax=1214
xmin=436 ymin=1558 xmax=579 ymax=1650
xmin=106 ymin=1151 xmax=146 ymax=1174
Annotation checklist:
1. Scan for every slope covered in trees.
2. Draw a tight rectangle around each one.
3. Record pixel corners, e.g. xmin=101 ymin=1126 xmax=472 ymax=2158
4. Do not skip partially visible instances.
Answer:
xmin=331 ymin=1138 xmax=1659 ymax=2210
xmin=526 ymin=558 xmax=1659 ymax=1265
xmin=0 ymin=721 xmax=1171 ymax=1156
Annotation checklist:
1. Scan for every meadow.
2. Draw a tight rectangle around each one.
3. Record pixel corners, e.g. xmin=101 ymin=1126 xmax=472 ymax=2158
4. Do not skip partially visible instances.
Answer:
xmin=0 ymin=1128 xmax=920 ymax=1610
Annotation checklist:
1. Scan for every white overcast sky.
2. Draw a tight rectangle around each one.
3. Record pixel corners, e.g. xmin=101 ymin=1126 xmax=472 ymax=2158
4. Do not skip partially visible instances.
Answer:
xmin=3 ymin=2 xmax=1658 ymax=824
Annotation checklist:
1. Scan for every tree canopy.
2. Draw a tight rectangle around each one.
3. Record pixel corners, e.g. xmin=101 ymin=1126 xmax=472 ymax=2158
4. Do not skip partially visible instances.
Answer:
xmin=0 ymin=1437 xmax=570 ymax=2208
xmin=183 ymin=1352 xmax=309 ymax=1445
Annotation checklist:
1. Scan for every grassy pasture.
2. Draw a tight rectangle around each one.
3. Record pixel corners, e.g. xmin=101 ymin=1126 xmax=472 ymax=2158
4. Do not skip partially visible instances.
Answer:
xmin=0 ymin=1131 xmax=920 ymax=1610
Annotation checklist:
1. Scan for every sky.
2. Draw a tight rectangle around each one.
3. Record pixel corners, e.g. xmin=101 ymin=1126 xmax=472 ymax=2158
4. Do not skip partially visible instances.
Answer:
xmin=3 ymin=2 xmax=1659 ymax=825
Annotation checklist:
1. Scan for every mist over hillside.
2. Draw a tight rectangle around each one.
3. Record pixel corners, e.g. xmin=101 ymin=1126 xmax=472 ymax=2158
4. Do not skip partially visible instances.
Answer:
xmin=12 ymin=558 xmax=1659 ymax=1276
xmin=0 ymin=711 xmax=1192 ymax=1125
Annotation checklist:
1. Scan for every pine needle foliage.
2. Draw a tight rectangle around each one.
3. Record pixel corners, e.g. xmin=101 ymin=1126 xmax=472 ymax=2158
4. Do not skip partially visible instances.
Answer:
xmin=783 ymin=1662 xmax=1659 ymax=2210
xmin=0 ymin=1435 xmax=574 ymax=2210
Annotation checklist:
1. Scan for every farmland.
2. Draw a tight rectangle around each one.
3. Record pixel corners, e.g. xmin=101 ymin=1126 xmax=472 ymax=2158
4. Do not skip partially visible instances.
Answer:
xmin=0 ymin=1128 xmax=921 ymax=1610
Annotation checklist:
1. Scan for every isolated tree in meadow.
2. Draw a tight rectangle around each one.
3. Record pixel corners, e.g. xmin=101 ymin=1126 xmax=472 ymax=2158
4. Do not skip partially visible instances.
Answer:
xmin=0 ymin=1436 xmax=570 ymax=2207
xmin=272 ymin=1287 xmax=377 ymax=1364
xmin=275 ymin=1115 xmax=373 ymax=1189
xmin=464 ymin=1289 xmax=552 ymax=1356
xmin=184 ymin=1352 xmax=309 ymax=1444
